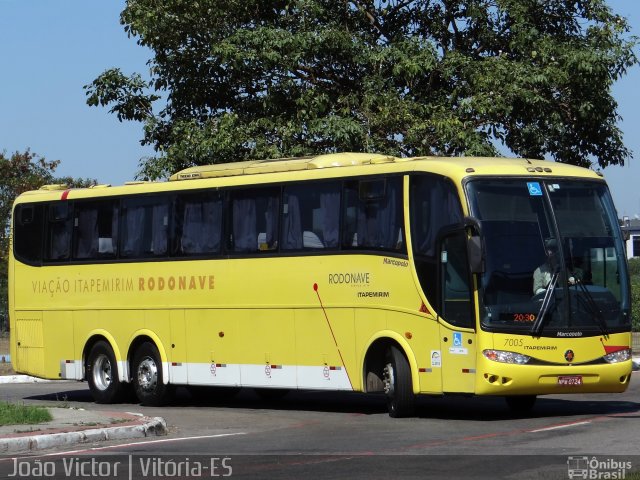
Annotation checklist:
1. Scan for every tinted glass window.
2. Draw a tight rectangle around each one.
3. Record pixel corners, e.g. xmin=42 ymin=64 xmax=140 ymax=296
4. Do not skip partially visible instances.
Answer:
xmin=14 ymin=204 xmax=44 ymax=264
xmin=281 ymin=182 xmax=340 ymax=250
xmin=228 ymin=188 xmax=280 ymax=253
xmin=73 ymin=200 xmax=119 ymax=260
xmin=410 ymin=175 xmax=464 ymax=308
xmin=45 ymin=203 xmax=72 ymax=261
xmin=120 ymin=196 xmax=169 ymax=258
xmin=342 ymin=177 xmax=404 ymax=252
xmin=467 ymin=179 xmax=629 ymax=334
xmin=173 ymin=191 xmax=223 ymax=256
xmin=441 ymin=231 xmax=473 ymax=328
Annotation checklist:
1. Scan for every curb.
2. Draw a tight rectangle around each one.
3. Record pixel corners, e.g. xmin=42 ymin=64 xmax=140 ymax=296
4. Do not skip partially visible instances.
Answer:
xmin=0 ymin=375 xmax=52 ymax=384
xmin=0 ymin=416 xmax=167 ymax=455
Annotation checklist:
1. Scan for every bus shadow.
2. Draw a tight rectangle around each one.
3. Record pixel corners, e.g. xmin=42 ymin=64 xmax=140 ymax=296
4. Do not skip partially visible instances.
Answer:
xmin=25 ymin=386 xmax=640 ymax=421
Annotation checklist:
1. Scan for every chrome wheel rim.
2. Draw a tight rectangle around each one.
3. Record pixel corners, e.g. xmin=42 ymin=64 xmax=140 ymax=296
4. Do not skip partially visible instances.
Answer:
xmin=383 ymin=362 xmax=395 ymax=396
xmin=93 ymin=354 xmax=112 ymax=391
xmin=137 ymin=356 xmax=158 ymax=392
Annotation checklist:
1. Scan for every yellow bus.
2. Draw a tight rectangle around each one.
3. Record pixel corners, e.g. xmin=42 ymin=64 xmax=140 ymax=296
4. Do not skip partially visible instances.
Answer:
xmin=9 ymin=153 xmax=632 ymax=417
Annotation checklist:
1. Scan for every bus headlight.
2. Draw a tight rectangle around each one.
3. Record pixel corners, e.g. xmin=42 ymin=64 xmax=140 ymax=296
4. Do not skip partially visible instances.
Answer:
xmin=602 ymin=349 xmax=631 ymax=364
xmin=483 ymin=349 xmax=531 ymax=365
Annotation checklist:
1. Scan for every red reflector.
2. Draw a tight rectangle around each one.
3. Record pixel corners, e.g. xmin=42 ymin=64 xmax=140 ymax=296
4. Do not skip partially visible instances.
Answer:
xmin=418 ymin=368 xmax=427 ymax=373
xmin=603 ymin=345 xmax=627 ymax=354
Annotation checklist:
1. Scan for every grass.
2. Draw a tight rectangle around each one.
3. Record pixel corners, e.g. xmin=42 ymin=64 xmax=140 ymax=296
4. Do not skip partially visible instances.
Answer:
xmin=0 ymin=402 xmax=52 ymax=426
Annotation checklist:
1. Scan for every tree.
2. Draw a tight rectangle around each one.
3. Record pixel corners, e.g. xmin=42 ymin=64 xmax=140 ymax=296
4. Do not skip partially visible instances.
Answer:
xmin=0 ymin=150 xmax=95 ymax=331
xmin=86 ymin=0 xmax=638 ymax=180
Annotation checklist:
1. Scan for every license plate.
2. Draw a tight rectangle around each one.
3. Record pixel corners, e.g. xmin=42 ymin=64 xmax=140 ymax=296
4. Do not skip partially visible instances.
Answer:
xmin=558 ymin=375 xmax=583 ymax=386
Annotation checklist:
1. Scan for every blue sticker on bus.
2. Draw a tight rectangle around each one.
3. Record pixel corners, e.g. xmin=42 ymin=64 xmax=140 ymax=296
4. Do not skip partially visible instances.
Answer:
xmin=527 ymin=182 xmax=542 ymax=196
xmin=453 ymin=332 xmax=462 ymax=347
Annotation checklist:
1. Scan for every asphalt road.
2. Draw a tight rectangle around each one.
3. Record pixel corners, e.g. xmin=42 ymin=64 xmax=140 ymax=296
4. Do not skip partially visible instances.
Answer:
xmin=1 ymin=373 xmax=639 ymax=479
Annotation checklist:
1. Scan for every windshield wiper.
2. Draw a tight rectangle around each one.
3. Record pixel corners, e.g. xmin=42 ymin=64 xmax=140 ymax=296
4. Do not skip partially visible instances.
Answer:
xmin=572 ymin=278 xmax=609 ymax=337
xmin=530 ymin=270 xmax=560 ymax=336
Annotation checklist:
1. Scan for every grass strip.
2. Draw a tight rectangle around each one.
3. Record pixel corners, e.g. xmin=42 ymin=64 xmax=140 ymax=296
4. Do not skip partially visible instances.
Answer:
xmin=0 ymin=402 xmax=52 ymax=426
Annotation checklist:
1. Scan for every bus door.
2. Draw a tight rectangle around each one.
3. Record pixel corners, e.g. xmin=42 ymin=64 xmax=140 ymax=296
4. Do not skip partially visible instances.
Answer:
xmin=437 ymin=230 xmax=477 ymax=393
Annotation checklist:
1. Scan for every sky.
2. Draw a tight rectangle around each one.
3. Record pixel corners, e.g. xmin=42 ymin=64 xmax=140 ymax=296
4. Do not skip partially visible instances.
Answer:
xmin=1 ymin=0 xmax=639 ymax=216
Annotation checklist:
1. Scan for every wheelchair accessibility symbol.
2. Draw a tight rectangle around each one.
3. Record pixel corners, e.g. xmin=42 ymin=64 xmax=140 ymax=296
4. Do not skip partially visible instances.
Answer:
xmin=527 ymin=182 xmax=543 ymax=196
xmin=453 ymin=332 xmax=463 ymax=347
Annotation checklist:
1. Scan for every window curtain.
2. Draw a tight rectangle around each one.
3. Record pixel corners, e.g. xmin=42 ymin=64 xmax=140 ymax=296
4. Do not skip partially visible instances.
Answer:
xmin=356 ymin=180 xmax=401 ymax=249
xmin=233 ymin=198 xmax=256 ymax=252
xmin=123 ymin=206 xmax=145 ymax=256
xmin=265 ymin=197 xmax=279 ymax=248
xmin=50 ymin=222 xmax=70 ymax=259
xmin=182 ymin=199 xmax=222 ymax=254
xmin=75 ymin=208 xmax=98 ymax=258
xmin=151 ymin=204 xmax=168 ymax=255
xmin=282 ymin=194 xmax=302 ymax=250
xmin=320 ymin=190 xmax=339 ymax=248
xmin=110 ymin=207 xmax=119 ymax=255
xmin=415 ymin=178 xmax=463 ymax=256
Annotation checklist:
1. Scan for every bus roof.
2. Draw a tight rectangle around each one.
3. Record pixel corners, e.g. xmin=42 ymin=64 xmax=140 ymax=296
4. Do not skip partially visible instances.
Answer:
xmin=168 ymin=153 xmax=602 ymax=182
xmin=17 ymin=153 xmax=603 ymax=203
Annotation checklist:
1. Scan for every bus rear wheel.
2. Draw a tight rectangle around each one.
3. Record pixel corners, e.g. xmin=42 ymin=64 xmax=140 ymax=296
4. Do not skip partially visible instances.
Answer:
xmin=132 ymin=342 xmax=172 ymax=406
xmin=87 ymin=341 xmax=125 ymax=404
xmin=383 ymin=345 xmax=415 ymax=418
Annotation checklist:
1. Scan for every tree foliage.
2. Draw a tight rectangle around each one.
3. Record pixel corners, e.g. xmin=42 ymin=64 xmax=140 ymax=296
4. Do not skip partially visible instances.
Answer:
xmin=86 ymin=0 xmax=638 ymax=179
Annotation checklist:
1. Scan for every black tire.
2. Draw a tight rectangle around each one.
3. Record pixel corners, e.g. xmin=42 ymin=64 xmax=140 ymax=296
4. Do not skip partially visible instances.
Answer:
xmin=254 ymin=388 xmax=289 ymax=402
xmin=86 ymin=341 xmax=125 ymax=404
xmin=132 ymin=342 xmax=173 ymax=406
xmin=505 ymin=395 xmax=537 ymax=415
xmin=383 ymin=345 xmax=415 ymax=418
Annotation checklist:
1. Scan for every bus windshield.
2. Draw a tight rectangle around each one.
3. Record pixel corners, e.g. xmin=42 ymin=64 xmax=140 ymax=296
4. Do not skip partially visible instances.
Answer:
xmin=466 ymin=179 xmax=630 ymax=336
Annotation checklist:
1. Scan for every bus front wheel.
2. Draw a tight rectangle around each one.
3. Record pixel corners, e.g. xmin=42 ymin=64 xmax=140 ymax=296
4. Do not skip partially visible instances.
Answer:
xmin=87 ymin=341 xmax=125 ymax=404
xmin=383 ymin=345 xmax=415 ymax=418
xmin=132 ymin=342 xmax=172 ymax=406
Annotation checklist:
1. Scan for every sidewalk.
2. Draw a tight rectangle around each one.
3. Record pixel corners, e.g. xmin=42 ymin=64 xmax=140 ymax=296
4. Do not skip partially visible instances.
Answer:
xmin=0 ymin=406 xmax=166 ymax=455
xmin=0 ymin=362 xmax=166 ymax=455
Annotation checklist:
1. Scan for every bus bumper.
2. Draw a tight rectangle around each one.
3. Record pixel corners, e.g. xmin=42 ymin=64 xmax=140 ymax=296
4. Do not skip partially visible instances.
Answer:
xmin=474 ymin=358 xmax=633 ymax=396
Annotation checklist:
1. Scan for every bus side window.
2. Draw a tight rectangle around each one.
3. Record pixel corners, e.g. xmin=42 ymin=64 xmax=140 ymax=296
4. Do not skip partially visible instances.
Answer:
xmin=73 ymin=201 xmax=118 ymax=260
xmin=174 ymin=192 xmax=223 ymax=256
xmin=121 ymin=196 xmax=168 ymax=259
xmin=342 ymin=176 xmax=404 ymax=252
xmin=440 ymin=231 xmax=474 ymax=328
xmin=229 ymin=188 xmax=280 ymax=253
xmin=410 ymin=174 xmax=464 ymax=310
xmin=281 ymin=182 xmax=340 ymax=251
xmin=45 ymin=203 xmax=72 ymax=261
xmin=14 ymin=204 xmax=44 ymax=264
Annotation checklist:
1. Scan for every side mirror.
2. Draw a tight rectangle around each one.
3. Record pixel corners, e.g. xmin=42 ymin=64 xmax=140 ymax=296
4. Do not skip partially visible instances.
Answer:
xmin=464 ymin=216 xmax=485 ymax=274
xmin=467 ymin=236 xmax=485 ymax=274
